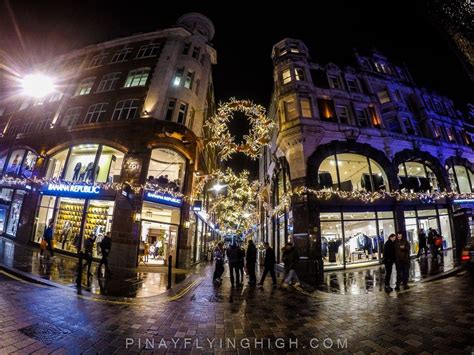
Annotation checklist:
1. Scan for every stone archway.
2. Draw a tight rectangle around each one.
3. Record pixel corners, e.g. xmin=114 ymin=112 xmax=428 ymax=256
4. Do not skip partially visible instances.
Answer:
xmin=393 ymin=149 xmax=450 ymax=191
xmin=307 ymin=140 xmax=396 ymax=190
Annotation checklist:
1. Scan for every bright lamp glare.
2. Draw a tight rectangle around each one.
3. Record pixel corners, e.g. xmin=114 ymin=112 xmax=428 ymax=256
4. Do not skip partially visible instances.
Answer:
xmin=22 ymin=74 xmax=55 ymax=98
xmin=210 ymin=183 xmax=226 ymax=192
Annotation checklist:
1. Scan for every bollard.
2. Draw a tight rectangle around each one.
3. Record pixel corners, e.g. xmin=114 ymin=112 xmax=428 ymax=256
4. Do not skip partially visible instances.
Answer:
xmin=167 ymin=255 xmax=172 ymax=290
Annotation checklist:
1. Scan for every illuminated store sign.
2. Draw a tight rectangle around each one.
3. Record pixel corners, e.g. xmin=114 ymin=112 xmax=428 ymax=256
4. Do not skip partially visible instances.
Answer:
xmin=144 ymin=191 xmax=183 ymax=207
xmin=43 ymin=183 xmax=101 ymax=195
xmin=454 ymin=199 xmax=474 ymax=204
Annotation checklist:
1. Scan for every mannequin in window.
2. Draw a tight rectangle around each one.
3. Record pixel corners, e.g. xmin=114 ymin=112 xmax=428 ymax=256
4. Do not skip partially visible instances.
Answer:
xmin=73 ymin=162 xmax=82 ymax=181
xmin=85 ymin=162 xmax=94 ymax=182
xmin=79 ymin=164 xmax=88 ymax=181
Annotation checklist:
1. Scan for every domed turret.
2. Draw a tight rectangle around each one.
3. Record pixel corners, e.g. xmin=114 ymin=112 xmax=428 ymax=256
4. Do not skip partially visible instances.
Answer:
xmin=176 ymin=13 xmax=215 ymax=41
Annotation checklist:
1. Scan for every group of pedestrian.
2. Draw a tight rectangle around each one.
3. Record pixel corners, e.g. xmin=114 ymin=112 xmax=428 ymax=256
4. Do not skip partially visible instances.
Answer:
xmin=383 ymin=231 xmax=410 ymax=292
xmin=417 ymin=227 xmax=443 ymax=259
xmin=39 ymin=219 xmax=113 ymax=278
xmin=212 ymin=239 xmax=301 ymax=289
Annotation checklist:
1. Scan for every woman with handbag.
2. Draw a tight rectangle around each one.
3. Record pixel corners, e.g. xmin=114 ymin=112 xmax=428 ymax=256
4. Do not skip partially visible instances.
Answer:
xmin=40 ymin=220 xmax=55 ymax=258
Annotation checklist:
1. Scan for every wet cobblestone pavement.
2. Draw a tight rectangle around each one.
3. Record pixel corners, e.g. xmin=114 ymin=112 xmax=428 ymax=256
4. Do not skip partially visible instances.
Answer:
xmin=0 ymin=238 xmax=186 ymax=298
xmin=1 ymin=260 xmax=474 ymax=354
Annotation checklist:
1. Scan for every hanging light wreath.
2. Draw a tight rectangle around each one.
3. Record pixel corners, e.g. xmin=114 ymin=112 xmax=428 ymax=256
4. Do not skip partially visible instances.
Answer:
xmin=205 ymin=98 xmax=274 ymax=160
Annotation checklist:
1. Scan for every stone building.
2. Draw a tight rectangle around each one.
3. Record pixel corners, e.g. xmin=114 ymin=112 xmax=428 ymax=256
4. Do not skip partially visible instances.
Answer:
xmin=259 ymin=38 xmax=474 ymax=280
xmin=0 ymin=13 xmax=218 ymax=269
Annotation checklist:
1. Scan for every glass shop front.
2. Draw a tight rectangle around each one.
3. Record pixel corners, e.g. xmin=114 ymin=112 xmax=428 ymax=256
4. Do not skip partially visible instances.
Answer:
xmin=320 ymin=209 xmax=396 ymax=270
xmin=32 ymin=143 xmax=123 ymax=257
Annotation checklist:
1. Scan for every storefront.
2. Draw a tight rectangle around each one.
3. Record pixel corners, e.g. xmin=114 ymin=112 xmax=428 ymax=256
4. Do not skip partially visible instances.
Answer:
xmin=34 ymin=183 xmax=116 ymax=258
xmin=140 ymin=191 xmax=182 ymax=265
xmin=139 ymin=147 xmax=186 ymax=265
xmin=320 ymin=208 xmax=396 ymax=270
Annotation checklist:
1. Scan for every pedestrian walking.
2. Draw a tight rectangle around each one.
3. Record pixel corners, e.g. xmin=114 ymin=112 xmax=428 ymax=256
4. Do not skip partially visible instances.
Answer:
xmin=213 ymin=242 xmax=225 ymax=284
xmin=97 ymin=232 xmax=112 ymax=277
xmin=383 ymin=233 xmax=396 ymax=292
xmin=394 ymin=231 xmax=410 ymax=291
xmin=282 ymin=242 xmax=300 ymax=287
xmin=40 ymin=219 xmax=55 ymax=258
xmin=416 ymin=228 xmax=428 ymax=258
xmin=239 ymin=244 xmax=246 ymax=284
xmin=246 ymin=240 xmax=257 ymax=285
xmin=258 ymin=242 xmax=277 ymax=286
xmin=82 ymin=236 xmax=95 ymax=277
xmin=428 ymin=227 xmax=439 ymax=258
xmin=227 ymin=242 xmax=242 ymax=287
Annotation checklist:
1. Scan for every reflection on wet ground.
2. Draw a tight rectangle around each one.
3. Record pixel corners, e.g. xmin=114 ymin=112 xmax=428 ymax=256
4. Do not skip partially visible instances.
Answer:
xmin=0 ymin=237 xmax=186 ymax=298
xmin=319 ymin=249 xmax=456 ymax=295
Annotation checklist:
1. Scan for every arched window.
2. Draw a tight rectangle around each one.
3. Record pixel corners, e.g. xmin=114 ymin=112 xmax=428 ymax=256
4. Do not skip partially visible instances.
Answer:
xmin=3 ymin=149 xmax=38 ymax=178
xmin=398 ymin=162 xmax=438 ymax=192
xmin=318 ymin=153 xmax=388 ymax=192
xmin=147 ymin=148 xmax=186 ymax=192
xmin=448 ymin=165 xmax=474 ymax=193
xmin=46 ymin=144 xmax=124 ymax=183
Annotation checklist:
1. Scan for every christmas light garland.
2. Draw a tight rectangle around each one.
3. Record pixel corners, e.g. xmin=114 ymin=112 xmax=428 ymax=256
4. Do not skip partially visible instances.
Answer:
xmin=263 ymin=186 xmax=474 ymax=216
xmin=205 ymin=98 xmax=274 ymax=161
xmin=0 ymin=175 xmax=186 ymax=199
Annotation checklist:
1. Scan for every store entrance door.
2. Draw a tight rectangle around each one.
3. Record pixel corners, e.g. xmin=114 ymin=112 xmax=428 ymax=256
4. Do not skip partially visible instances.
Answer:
xmin=140 ymin=221 xmax=178 ymax=265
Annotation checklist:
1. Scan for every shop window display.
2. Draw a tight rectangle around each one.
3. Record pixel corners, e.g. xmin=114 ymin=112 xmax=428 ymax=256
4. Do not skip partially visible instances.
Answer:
xmin=318 ymin=153 xmax=388 ymax=192
xmin=46 ymin=144 xmax=124 ymax=183
xmin=95 ymin=146 xmax=124 ymax=183
xmin=147 ymin=148 xmax=186 ymax=192
xmin=0 ymin=188 xmax=13 ymax=233
xmin=20 ymin=151 xmax=38 ymax=178
xmin=34 ymin=195 xmax=115 ymax=258
xmin=84 ymin=200 xmax=114 ymax=258
xmin=140 ymin=201 xmax=180 ymax=265
xmin=45 ymin=149 xmax=68 ymax=179
xmin=4 ymin=149 xmax=36 ymax=177
xmin=6 ymin=190 xmax=26 ymax=236
xmin=448 ymin=165 xmax=473 ymax=193
xmin=320 ymin=210 xmax=394 ymax=270
xmin=398 ymin=162 xmax=438 ymax=192
xmin=65 ymin=144 xmax=99 ymax=182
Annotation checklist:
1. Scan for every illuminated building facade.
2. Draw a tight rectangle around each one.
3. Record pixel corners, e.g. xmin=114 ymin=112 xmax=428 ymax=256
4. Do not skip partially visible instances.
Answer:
xmin=260 ymin=39 xmax=474 ymax=280
xmin=0 ymin=13 xmax=218 ymax=268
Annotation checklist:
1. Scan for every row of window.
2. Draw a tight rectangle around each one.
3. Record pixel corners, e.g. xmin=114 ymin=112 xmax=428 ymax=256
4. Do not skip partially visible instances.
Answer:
xmin=87 ymin=43 xmax=162 ymax=69
xmin=281 ymin=96 xmax=380 ymax=129
xmin=317 ymin=153 xmax=474 ymax=194
xmin=279 ymin=95 xmax=471 ymax=143
xmin=359 ymin=57 xmax=410 ymax=82
xmin=75 ymin=68 xmax=150 ymax=96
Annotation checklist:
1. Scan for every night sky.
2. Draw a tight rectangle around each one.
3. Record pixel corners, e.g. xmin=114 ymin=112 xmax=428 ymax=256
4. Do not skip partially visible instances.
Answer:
xmin=1 ymin=1 xmax=472 ymax=178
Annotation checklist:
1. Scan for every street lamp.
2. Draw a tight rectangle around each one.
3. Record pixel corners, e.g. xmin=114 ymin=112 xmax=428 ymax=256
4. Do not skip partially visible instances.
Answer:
xmin=1 ymin=73 xmax=56 ymax=137
xmin=209 ymin=183 xmax=226 ymax=192
xmin=21 ymin=74 xmax=55 ymax=98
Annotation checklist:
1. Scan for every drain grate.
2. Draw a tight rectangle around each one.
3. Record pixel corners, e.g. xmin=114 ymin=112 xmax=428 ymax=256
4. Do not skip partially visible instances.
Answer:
xmin=19 ymin=322 xmax=71 ymax=344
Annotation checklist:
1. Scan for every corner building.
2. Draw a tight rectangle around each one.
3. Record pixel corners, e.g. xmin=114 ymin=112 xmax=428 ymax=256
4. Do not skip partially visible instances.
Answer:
xmin=259 ymin=39 xmax=474 ymax=279
xmin=0 ymin=13 xmax=218 ymax=269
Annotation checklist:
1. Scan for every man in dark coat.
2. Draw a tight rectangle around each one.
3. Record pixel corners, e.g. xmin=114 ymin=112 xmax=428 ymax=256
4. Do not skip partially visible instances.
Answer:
xmin=226 ymin=243 xmax=242 ymax=287
xmin=97 ymin=232 xmax=112 ymax=277
xmin=258 ymin=242 xmax=277 ymax=286
xmin=282 ymin=242 xmax=300 ymax=287
xmin=394 ymin=231 xmax=411 ymax=291
xmin=245 ymin=240 xmax=257 ymax=285
xmin=416 ymin=228 xmax=428 ymax=258
xmin=383 ymin=233 xmax=397 ymax=292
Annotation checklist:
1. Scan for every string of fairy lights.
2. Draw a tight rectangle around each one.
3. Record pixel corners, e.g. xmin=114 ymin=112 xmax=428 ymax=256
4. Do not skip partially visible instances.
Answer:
xmin=3 ymin=97 xmax=473 ymax=233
